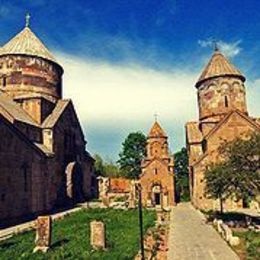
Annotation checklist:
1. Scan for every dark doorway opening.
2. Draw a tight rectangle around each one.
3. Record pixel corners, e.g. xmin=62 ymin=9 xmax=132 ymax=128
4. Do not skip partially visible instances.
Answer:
xmin=154 ymin=193 xmax=161 ymax=205
xmin=66 ymin=162 xmax=84 ymax=204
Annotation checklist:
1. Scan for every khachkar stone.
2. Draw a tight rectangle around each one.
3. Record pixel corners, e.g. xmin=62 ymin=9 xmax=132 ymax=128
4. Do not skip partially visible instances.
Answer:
xmin=33 ymin=216 xmax=52 ymax=253
xmin=128 ymin=180 xmax=137 ymax=208
xmin=90 ymin=220 xmax=106 ymax=250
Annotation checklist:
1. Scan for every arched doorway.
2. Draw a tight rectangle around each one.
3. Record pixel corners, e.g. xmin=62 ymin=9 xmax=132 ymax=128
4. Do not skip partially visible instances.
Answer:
xmin=65 ymin=162 xmax=84 ymax=203
xmin=152 ymin=184 xmax=162 ymax=207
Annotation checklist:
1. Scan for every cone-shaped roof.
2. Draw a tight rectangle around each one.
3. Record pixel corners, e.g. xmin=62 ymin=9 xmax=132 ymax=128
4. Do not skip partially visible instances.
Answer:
xmin=148 ymin=121 xmax=167 ymax=138
xmin=196 ymin=50 xmax=245 ymax=88
xmin=0 ymin=26 xmax=58 ymax=65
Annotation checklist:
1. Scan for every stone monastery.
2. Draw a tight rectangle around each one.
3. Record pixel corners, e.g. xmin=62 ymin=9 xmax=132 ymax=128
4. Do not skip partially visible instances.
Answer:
xmin=0 ymin=19 xmax=95 ymax=224
xmin=186 ymin=47 xmax=260 ymax=211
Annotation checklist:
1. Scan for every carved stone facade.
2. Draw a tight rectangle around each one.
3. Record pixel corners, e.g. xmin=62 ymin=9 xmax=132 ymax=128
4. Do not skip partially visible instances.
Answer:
xmin=0 ymin=22 xmax=95 ymax=224
xmin=140 ymin=121 xmax=175 ymax=208
xmin=186 ymin=49 xmax=260 ymax=211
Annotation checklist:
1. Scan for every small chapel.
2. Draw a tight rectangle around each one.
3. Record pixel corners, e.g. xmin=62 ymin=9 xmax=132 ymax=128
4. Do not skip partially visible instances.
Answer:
xmin=0 ymin=16 xmax=95 ymax=224
xmin=140 ymin=121 xmax=175 ymax=208
xmin=186 ymin=47 xmax=260 ymax=211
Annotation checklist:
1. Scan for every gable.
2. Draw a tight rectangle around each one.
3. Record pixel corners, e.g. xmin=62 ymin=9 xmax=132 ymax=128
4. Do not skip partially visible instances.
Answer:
xmin=0 ymin=115 xmax=45 ymax=157
xmin=206 ymin=110 xmax=260 ymax=143
xmin=0 ymin=91 xmax=38 ymax=127
xmin=43 ymin=100 xmax=85 ymax=142
xmin=141 ymin=158 xmax=169 ymax=178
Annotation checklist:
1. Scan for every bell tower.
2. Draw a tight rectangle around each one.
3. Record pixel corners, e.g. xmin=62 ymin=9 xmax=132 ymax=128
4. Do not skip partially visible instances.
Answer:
xmin=146 ymin=121 xmax=169 ymax=159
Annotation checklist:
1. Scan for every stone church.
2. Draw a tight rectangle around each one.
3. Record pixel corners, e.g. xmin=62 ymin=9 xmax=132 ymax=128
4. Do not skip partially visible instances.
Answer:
xmin=0 ymin=19 xmax=95 ymax=224
xmin=186 ymin=48 xmax=260 ymax=211
xmin=140 ymin=121 xmax=175 ymax=208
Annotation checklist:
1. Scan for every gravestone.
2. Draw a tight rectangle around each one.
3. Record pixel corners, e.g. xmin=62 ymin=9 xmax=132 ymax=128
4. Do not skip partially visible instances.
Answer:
xmin=90 ymin=221 xmax=106 ymax=250
xmin=128 ymin=181 xmax=137 ymax=208
xmin=33 ymin=216 xmax=52 ymax=253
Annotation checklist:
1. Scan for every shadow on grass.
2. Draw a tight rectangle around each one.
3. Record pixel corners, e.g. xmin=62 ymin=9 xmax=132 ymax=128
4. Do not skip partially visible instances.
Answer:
xmin=52 ymin=238 xmax=69 ymax=249
xmin=0 ymin=241 xmax=16 ymax=249
xmin=203 ymin=210 xmax=260 ymax=226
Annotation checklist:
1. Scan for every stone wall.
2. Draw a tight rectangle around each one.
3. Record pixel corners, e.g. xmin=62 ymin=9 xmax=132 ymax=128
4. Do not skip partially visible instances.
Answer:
xmin=140 ymin=159 xmax=175 ymax=208
xmin=0 ymin=55 xmax=62 ymax=124
xmin=0 ymin=55 xmax=62 ymax=102
xmin=0 ymin=117 xmax=47 ymax=221
xmin=198 ymin=77 xmax=247 ymax=121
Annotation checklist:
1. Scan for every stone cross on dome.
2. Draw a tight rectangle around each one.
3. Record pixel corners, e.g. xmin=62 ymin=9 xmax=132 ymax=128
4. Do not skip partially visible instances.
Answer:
xmin=154 ymin=112 xmax=159 ymax=122
xmin=25 ymin=12 xmax=31 ymax=27
xmin=212 ymin=39 xmax=219 ymax=52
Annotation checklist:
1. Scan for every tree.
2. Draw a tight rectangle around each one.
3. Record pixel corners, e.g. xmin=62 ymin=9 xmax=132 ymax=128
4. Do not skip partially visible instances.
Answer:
xmin=117 ymin=132 xmax=147 ymax=179
xmin=174 ymin=148 xmax=190 ymax=202
xmin=218 ymin=132 xmax=260 ymax=202
xmin=204 ymin=162 xmax=231 ymax=213
xmin=204 ymin=132 xmax=260 ymax=213
xmin=93 ymin=154 xmax=121 ymax=177
xmin=93 ymin=154 xmax=105 ymax=176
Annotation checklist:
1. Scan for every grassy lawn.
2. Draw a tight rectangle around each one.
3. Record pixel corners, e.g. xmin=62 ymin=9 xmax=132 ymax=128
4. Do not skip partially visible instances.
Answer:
xmin=232 ymin=230 xmax=260 ymax=260
xmin=0 ymin=208 xmax=156 ymax=260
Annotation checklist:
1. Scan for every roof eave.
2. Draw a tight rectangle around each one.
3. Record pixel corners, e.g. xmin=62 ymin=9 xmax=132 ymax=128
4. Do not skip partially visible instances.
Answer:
xmin=195 ymin=73 xmax=246 ymax=88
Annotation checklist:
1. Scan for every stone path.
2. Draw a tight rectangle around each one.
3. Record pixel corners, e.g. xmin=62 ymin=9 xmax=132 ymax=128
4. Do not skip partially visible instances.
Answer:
xmin=168 ymin=203 xmax=239 ymax=260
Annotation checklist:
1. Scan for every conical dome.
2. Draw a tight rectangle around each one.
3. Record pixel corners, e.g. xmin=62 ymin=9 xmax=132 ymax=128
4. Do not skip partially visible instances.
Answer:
xmin=0 ymin=26 xmax=58 ymax=65
xmin=196 ymin=50 xmax=245 ymax=88
xmin=148 ymin=121 xmax=167 ymax=138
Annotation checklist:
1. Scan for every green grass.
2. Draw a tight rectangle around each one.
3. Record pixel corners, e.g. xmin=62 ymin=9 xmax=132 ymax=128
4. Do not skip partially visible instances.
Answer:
xmin=233 ymin=230 xmax=260 ymax=260
xmin=0 ymin=208 xmax=156 ymax=260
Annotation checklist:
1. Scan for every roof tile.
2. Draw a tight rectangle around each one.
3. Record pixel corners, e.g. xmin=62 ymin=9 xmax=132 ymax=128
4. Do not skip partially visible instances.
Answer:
xmin=0 ymin=27 xmax=58 ymax=65
xmin=196 ymin=51 xmax=245 ymax=87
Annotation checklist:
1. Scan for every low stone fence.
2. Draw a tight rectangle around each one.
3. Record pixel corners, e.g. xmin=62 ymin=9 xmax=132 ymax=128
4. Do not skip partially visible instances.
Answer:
xmin=213 ymin=219 xmax=240 ymax=246
xmin=135 ymin=209 xmax=170 ymax=260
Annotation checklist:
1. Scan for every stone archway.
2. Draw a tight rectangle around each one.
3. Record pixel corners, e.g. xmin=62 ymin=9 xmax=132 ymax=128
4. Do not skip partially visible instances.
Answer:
xmin=65 ymin=162 xmax=84 ymax=203
xmin=152 ymin=184 xmax=162 ymax=207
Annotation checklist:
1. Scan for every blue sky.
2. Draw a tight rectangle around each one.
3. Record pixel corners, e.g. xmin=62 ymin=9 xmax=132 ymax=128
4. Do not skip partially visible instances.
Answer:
xmin=0 ymin=1 xmax=260 ymax=160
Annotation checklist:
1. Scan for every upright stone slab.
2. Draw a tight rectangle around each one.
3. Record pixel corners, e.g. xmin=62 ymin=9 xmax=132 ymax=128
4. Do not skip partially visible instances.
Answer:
xmin=128 ymin=181 xmax=137 ymax=208
xmin=90 ymin=221 xmax=106 ymax=250
xmin=33 ymin=216 xmax=52 ymax=253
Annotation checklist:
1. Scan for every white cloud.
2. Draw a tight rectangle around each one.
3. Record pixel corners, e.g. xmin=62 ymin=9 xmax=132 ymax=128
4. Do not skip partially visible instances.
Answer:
xmin=198 ymin=39 xmax=242 ymax=58
xmin=56 ymin=53 xmax=199 ymax=157
xmin=55 ymin=53 xmax=259 ymax=159
xmin=58 ymin=53 xmax=199 ymax=126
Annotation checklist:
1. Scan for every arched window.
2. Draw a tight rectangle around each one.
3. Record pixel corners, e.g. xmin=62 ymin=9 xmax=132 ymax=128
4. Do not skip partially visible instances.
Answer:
xmin=202 ymin=139 xmax=207 ymax=153
xmin=224 ymin=96 xmax=229 ymax=108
